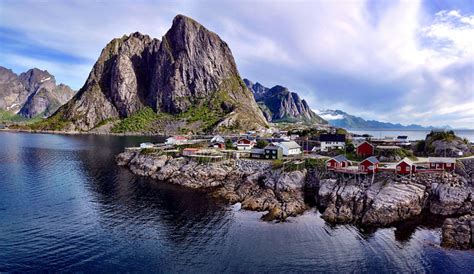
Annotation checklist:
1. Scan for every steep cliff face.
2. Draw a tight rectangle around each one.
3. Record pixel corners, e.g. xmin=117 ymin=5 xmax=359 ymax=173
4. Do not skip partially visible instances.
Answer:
xmin=0 ymin=67 xmax=29 ymax=113
xmin=58 ymin=32 xmax=160 ymax=130
xmin=0 ymin=66 xmax=75 ymax=118
xmin=46 ymin=15 xmax=267 ymax=132
xmin=245 ymin=79 xmax=326 ymax=124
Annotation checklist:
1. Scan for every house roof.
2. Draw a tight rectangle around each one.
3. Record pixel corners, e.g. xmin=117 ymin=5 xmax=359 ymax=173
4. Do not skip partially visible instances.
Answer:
xmin=356 ymin=141 xmax=373 ymax=148
xmin=264 ymin=145 xmax=281 ymax=150
xmin=330 ymin=154 xmax=349 ymax=163
xmin=237 ymin=138 xmax=253 ymax=143
xmin=397 ymin=157 xmax=414 ymax=166
xmin=397 ymin=136 xmax=408 ymax=139
xmin=168 ymin=136 xmax=187 ymax=140
xmin=428 ymin=157 xmax=456 ymax=163
xmin=376 ymin=145 xmax=401 ymax=150
xmin=250 ymin=148 xmax=265 ymax=154
xmin=362 ymin=156 xmax=379 ymax=164
xmin=320 ymin=134 xmax=346 ymax=142
xmin=278 ymin=141 xmax=301 ymax=149
xmin=183 ymin=148 xmax=199 ymax=151
xmin=211 ymin=135 xmax=224 ymax=142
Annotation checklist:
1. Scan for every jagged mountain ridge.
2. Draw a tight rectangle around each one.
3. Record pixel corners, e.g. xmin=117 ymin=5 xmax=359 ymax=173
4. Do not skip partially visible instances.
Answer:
xmin=0 ymin=66 xmax=75 ymax=118
xmin=244 ymin=79 xmax=326 ymax=124
xmin=318 ymin=109 xmax=450 ymax=130
xmin=45 ymin=15 xmax=267 ymax=132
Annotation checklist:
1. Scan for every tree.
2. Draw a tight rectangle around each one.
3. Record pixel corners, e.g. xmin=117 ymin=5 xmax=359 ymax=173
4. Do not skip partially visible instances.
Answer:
xmin=346 ymin=143 xmax=355 ymax=153
xmin=225 ymin=139 xmax=234 ymax=149
xmin=256 ymin=139 xmax=269 ymax=149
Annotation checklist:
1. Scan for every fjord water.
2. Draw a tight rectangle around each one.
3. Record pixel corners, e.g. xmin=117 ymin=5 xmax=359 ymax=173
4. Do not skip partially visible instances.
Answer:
xmin=0 ymin=132 xmax=473 ymax=272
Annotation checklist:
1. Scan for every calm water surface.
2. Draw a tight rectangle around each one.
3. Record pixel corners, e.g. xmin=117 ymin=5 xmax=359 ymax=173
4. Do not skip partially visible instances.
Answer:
xmin=0 ymin=132 xmax=473 ymax=272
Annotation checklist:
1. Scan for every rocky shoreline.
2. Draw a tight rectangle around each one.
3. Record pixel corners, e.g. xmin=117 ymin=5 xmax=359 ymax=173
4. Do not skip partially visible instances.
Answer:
xmin=116 ymin=150 xmax=474 ymax=249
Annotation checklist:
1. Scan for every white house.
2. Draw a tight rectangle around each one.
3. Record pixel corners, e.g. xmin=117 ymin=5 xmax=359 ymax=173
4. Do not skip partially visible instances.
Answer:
xmin=319 ymin=134 xmax=346 ymax=152
xmin=211 ymin=135 xmax=225 ymax=143
xmin=277 ymin=141 xmax=302 ymax=156
xmin=235 ymin=138 xmax=256 ymax=150
xmin=165 ymin=136 xmax=188 ymax=145
xmin=140 ymin=142 xmax=154 ymax=149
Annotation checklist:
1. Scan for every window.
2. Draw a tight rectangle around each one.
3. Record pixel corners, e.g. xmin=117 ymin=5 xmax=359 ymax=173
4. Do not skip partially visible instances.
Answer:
xmin=397 ymin=166 xmax=401 ymax=171
xmin=447 ymin=163 xmax=451 ymax=167
xmin=273 ymin=150 xmax=276 ymax=154
xmin=405 ymin=166 xmax=409 ymax=171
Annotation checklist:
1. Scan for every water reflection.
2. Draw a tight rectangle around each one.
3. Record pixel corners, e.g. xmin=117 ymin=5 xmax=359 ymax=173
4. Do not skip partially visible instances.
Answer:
xmin=0 ymin=132 xmax=473 ymax=272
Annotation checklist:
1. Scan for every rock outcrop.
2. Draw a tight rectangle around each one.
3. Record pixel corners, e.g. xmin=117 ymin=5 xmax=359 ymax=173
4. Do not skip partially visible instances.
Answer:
xmin=417 ymin=130 xmax=473 ymax=157
xmin=44 ymin=15 xmax=267 ymax=132
xmin=0 ymin=66 xmax=75 ymax=117
xmin=116 ymin=149 xmax=474 ymax=249
xmin=316 ymin=173 xmax=472 ymax=227
xmin=244 ymin=79 xmax=326 ymax=124
xmin=441 ymin=215 xmax=473 ymax=250
xmin=116 ymin=151 xmax=308 ymax=221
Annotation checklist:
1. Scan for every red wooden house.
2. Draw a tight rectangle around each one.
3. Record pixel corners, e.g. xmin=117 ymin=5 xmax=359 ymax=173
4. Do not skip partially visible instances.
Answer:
xmin=356 ymin=141 xmax=374 ymax=157
xmin=396 ymin=157 xmax=416 ymax=175
xmin=210 ymin=142 xmax=225 ymax=149
xmin=428 ymin=157 xmax=456 ymax=171
xmin=359 ymin=156 xmax=379 ymax=174
xmin=326 ymin=155 xmax=350 ymax=169
xmin=235 ymin=138 xmax=256 ymax=150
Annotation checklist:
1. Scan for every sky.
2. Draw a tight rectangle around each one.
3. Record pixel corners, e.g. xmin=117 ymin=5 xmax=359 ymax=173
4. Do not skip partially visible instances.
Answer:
xmin=0 ymin=0 xmax=473 ymax=128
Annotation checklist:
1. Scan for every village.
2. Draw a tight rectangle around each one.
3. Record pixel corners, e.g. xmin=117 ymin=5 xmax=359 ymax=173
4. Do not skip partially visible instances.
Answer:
xmin=128 ymin=128 xmax=470 ymax=178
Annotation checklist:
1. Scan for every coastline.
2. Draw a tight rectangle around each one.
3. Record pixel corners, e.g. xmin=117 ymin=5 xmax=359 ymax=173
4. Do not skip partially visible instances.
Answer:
xmin=0 ymin=127 xmax=167 ymax=137
xmin=116 ymin=149 xmax=474 ymax=249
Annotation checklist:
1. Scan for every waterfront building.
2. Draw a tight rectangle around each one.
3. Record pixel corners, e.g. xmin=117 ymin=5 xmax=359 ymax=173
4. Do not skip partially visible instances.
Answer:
xmin=356 ymin=141 xmax=374 ymax=157
xmin=326 ymin=155 xmax=350 ymax=169
xmin=359 ymin=156 xmax=379 ymax=174
xmin=277 ymin=141 xmax=302 ymax=156
xmin=320 ymin=134 xmax=346 ymax=152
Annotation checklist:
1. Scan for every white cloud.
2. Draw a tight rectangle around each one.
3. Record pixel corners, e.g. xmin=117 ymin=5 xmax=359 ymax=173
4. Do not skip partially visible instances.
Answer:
xmin=0 ymin=0 xmax=472 ymax=128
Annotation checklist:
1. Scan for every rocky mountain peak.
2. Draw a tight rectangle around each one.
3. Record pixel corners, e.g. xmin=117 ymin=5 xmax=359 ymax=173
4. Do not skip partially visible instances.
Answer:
xmin=0 ymin=66 xmax=75 ymax=117
xmin=19 ymin=68 xmax=55 ymax=92
xmin=44 ymin=15 xmax=267 ymax=132
xmin=245 ymin=79 xmax=326 ymax=124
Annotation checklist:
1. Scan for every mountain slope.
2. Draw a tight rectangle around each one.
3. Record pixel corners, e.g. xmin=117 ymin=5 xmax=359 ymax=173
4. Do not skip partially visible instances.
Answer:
xmin=318 ymin=109 xmax=448 ymax=130
xmin=0 ymin=66 xmax=75 ymax=118
xmin=244 ymin=79 xmax=326 ymax=124
xmin=41 ymin=15 xmax=267 ymax=132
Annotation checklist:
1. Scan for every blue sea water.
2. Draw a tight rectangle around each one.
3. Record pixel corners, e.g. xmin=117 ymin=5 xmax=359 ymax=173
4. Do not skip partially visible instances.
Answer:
xmin=0 ymin=132 xmax=473 ymax=272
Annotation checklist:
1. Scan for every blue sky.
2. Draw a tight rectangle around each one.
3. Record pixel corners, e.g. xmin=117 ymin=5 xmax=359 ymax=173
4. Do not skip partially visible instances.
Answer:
xmin=0 ymin=0 xmax=473 ymax=128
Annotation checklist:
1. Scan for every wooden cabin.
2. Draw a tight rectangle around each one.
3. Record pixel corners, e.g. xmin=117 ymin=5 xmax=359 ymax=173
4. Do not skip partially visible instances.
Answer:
xmin=396 ymin=157 xmax=416 ymax=175
xmin=428 ymin=157 xmax=456 ymax=171
xmin=327 ymin=155 xmax=350 ymax=169
xmin=356 ymin=141 xmax=374 ymax=157
xmin=359 ymin=156 xmax=379 ymax=174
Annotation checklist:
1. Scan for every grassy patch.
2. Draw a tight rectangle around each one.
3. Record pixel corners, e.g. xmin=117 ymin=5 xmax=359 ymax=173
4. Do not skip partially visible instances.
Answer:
xmin=29 ymin=110 xmax=69 ymax=131
xmin=0 ymin=110 xmax=43 ymax=124
xmin=111 ymin=107 xmax=171 ymax=133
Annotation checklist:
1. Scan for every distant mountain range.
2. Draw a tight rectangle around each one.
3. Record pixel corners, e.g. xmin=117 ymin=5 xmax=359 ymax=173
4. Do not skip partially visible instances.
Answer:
xmin=317 ymin=109 xmax=451 ymax=130
xmin=244 ymin=79 xmax=326 ymax=125
xmin=0 ymin=66 xmax=75 ymax=118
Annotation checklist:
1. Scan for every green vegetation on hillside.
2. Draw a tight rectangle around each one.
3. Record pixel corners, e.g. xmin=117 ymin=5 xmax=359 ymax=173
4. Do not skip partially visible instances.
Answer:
xmin=112 ymin=107 xmax=171 ymax=133
xmin=0 ymin=110 xmax=43 ymax=124
xmin=29 ymin=110 xmax=69 ymax=131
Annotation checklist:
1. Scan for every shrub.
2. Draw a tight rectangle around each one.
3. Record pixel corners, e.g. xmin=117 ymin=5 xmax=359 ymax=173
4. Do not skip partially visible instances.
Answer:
xmin=112 ymin=107 xmax=164 ymax=133
xmin=225 ymin=139 xmax=234 ymax=149
xmin=140 ymin=148 xmax=159 ymax=155
xmin=272 ymin=159 xmax=284 ymax=169
xmin=256 ymin=139 xmax=269 ymax=149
